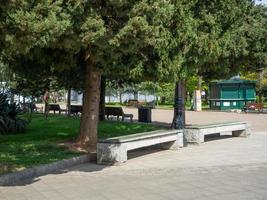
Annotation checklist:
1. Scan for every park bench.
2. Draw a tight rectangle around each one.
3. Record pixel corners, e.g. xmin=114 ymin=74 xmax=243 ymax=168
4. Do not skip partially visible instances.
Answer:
xmin=97 ymin=129 xmax=183 ymax=165
xmin=243 ymin=103 xmax=264 ymax=113
xmin=127 ymin=99 xmax=138 ymax=107
xmin=60 ymin=105 xmax=82 ymax=116
xmin=70 ymin=105 xmax=83 ymax=116
xmin=105 ymin=107 xmax=133 ymax=122
xmin=184 ymin=121 xmax=251 ymax=145
xmin=127 ymin=99 xmax=146 ymax=107
xmin=47 ymin=104 xmax=61 ymax=114
xmin=20 ymin=103 xmax=40 ymax=112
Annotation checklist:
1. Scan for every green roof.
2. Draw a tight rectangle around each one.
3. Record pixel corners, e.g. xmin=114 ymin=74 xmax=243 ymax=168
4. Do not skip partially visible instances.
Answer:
xmin=211 ymin=78 xmax=256 ymax=85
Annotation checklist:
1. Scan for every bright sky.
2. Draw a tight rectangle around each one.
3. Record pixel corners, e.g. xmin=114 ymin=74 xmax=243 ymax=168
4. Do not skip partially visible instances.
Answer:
xmin=256 ymin=0 xmax=267 ymax=5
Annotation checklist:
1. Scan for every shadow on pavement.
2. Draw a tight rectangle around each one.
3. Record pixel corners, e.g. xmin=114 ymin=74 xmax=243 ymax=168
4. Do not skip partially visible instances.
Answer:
xmin=2 ymin=155 xmax=107 ymax=187
xmin=205 ymin=134 xmax=233 ymax=142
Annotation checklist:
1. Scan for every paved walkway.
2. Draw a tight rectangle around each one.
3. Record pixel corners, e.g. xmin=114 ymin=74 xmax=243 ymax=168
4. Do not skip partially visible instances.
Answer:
xmin=124 ymin=108 xmax=267 ymax=131
xmin=1 ymin=110 xmax=267 ymax=199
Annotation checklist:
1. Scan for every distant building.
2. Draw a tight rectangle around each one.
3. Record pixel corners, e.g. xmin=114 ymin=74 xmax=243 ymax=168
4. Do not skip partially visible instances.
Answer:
xmin=209 ymin=78 xmax=256 ymax=110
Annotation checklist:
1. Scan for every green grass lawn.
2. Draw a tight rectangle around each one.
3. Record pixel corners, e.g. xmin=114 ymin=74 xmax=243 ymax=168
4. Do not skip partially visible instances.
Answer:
xmin=156 ymin=103 xmax=210 ymax=110
xmin=0 ymin=114 xmax=160 ymax=175
xmin=105 ymin=102 xmax=125 ymax=107
xmin=156 ymin=104 xmax=173 ymax=110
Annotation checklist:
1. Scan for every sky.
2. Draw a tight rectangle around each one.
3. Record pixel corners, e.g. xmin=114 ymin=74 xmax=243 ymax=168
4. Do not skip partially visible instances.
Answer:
xmin=256 ymin=0 xmax=267 ymax=5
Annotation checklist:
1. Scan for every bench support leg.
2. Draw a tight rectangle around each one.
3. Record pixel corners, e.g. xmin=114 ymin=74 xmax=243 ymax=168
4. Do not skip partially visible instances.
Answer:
xmin=232 ymin=127 xmax=251 ymax=138
xmin=161 ymin=133 xmax=184 ymax=150
xmin=97 ymin=143 xmax=127 ymax=165
xmin=161 ymin=141 xmax=179 ymax=150
xmin=184 ymin=129 xmax=204 ymax=145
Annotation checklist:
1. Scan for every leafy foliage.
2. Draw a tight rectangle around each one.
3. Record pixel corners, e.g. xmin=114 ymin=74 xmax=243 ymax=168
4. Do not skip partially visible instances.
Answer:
xmin=2 ymin=1 xmax=265 ymax=85
xmin=0 ymin=93 xmax=28 ymax=134
xmin=1 ymin=0 xmax=266 ymax=146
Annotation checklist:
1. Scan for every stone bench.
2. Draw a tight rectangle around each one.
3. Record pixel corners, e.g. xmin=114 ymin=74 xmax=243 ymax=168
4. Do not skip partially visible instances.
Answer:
xmin=184 ymin=121 xmax=251 ymax=145
xmin=97 ymin=129 xmax=183 ymax=165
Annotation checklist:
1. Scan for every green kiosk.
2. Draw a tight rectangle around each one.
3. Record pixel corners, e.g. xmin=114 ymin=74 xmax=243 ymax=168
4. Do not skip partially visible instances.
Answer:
xmin=209 ymin=77 xmax=256 ymax=110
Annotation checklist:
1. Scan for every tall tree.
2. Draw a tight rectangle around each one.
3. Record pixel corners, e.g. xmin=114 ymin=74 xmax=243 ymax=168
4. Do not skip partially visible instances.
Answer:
xmin=1 ymin=1 xmax=195 ymax=150
xmin=1 ymin=1 xmax=266 ymax=150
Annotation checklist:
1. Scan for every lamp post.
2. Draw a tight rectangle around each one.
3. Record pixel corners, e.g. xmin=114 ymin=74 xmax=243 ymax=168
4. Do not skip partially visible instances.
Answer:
xmin=172 ymin=80 xmax=186 ymax=129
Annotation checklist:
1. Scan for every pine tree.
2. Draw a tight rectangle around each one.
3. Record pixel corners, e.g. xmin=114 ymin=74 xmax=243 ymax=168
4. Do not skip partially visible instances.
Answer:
xmin=1 ymin=0 xmax=266 ymax=150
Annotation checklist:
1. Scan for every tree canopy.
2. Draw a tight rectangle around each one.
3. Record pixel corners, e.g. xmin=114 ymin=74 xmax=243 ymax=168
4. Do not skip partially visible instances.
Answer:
xmin=0 ymin=0 xmax=266 ymax=149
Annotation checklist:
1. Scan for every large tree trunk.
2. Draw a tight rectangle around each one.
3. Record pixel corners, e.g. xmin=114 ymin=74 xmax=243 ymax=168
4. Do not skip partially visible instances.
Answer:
xmin=99 ymin=76 xmax=106 ymax=121
xmin=77 ymin=59 xmax=101 ymax=151
xmin=172 ymin=80 xmax=186 ymax=129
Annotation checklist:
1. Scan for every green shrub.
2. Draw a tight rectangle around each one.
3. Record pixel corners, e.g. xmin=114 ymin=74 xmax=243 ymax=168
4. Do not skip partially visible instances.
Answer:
xmin=0 ymin=93 xmax=28 ymax=134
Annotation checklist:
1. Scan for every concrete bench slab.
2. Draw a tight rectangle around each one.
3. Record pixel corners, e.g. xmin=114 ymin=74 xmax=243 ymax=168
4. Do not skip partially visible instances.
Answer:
xmin=97 ymin=130 xmax=183 ymax=165
xmin=184 ymin=121 xmax=251 ymax=145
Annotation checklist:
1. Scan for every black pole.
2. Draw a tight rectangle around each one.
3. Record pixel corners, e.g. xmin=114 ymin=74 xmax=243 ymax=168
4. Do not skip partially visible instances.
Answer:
xmin=99 ymin=76 xmax=106 ymax=121
xmin=172 ymin=80 xmax=185 ymax=129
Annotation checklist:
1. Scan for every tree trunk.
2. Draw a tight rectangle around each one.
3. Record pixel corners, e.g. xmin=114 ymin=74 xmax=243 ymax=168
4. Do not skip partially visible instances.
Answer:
xmin=99 ymin=76 xmax=106 ymax=121
xmin=197 ymin=76 xmax=202 ymax=90
xmin=133 ymin=91 xmax=138 ymax=100
xmin=23 ymin=96 xmax=26 ymax=111
xmin=77 ymin=59 xmax=101 ymax=151
xmin=119 ymin=90 xmax=122 ymax=104
xmin=10 ymin=93 xmax=14 ymax=104
xmin=161 ymin=96 xmax=166 ymax=104
xmin=67 ymin=87 xmax=71 ymax=117
xmin=258 ymin=68 xmax=264 ymax=103
xmin=172 ymin=80 xmax=186 ymax=129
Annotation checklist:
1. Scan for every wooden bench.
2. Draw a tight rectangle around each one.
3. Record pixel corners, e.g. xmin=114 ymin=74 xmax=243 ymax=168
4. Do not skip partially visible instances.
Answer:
xmin=47 ymin=104 xmax=61 ymax=114
xmin=127 ymin=99 xmax=138 ymax=107
xmin=184 ymin=121 xmax=251 ymax=145
xmin=105 ymin=107 xmax=133 ymax=122
xmin=20 ymin=103 xmax=38 ymax=112
xmin=127 ymin=99 xmax=146 ymax=107
xmin=97 ymin=129 xmax=183 ymax=165
xmin=243 ymin=103 xmax=264 ymax=113
xmin=70 ymin=105 xmax=83 ymax=116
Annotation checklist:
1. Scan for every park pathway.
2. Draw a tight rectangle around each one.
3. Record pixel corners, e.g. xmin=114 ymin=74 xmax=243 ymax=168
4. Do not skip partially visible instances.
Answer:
xmin=124 ymin=108 xmax=267 ymax=131
xmin=1 ymin=110 xmax=267 ymax=199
